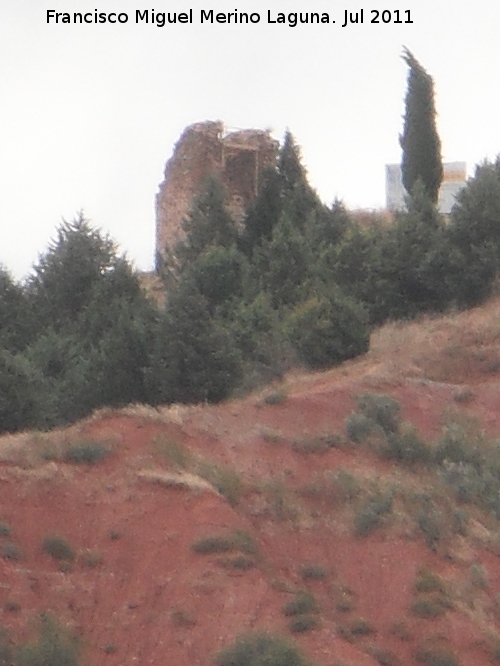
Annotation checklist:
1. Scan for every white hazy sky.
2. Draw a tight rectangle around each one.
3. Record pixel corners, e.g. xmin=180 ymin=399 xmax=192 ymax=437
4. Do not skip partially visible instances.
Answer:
xmin=1 ymin=0 xmax=500 ymax=280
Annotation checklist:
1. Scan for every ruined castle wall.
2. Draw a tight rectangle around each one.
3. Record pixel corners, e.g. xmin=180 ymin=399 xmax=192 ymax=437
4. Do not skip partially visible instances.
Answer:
xmin=155 ymin=121 xmax=279 ymax=264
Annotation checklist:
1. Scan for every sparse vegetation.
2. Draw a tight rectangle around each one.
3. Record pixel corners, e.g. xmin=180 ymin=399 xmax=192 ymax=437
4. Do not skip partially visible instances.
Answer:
xmin=0 ymin=541 xmax=23 ymax=561
xmin=411 ymin=597 xmax=448 ymax=619
xmin=79 ymin=548 xmax=102 ymax=568
xmin=221 ymin=555 xmax=256 ymax=571
xmin=300 ymin=564 xmax=327 ymax=580
xmin=260 ymin=427 xmax=283 ymax=444
xmin=415 ymin=568 xmax=446 ymax=594
xmin=262 ymin=389 xmax=287 ymax=405
xmin=390 ymin=620 xmax=412 ymax=641
xmin=354 ymin=488 xmax=394 ymax=537
xmin=292 ymin=433 xmax=344 ymax=454
xmin=414 ymin=640 xmax=458 ymax=666
xmin=191 ymin=530 xmax=257 ymax=556
xmin=346 ymin=393 xmax=432 ymax=467
xmin=63 ymin=440 xmax=110 ymax=465
xmin=338 ymin=617 xmax=374 ymax=641
xmin=349 ymin=618 xmax=374 ymax=636
xmin=15 ymin=613 xmax=81 ymax=666
xmin=0 ymin=522 xmax=11 ymax=537
xmin=288 ymin=615 xmax=318 ymax=633
xmin=153 ymin=435 xmax=191 ymax=469
xmin=42 ymin=535 xmax=75 ymax=562
xmin=282 ymin=591 xmax=318 ymax=617
xmin=217 ymin=632 xmax=311 ymax=666
xmin=170 ymin=608 xmax=196 ymax=627
xmin=370 ymin=647 xmax=400 ymax=666
xmin=196 ymin=460 xmax=243 ymax=506
xmin=345 ymin=413 xmax=374 ymax=444
xmin=103 ymin=644 xmax=117 ymax=654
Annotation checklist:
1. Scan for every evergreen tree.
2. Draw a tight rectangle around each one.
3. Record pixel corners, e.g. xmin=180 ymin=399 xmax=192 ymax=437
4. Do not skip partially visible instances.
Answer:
xmin=147 ymin=280 xmax=241 ymax=405
xmin=278 ymin=132 xmax=327 ymax=233
xmin=448 ymin=158 xmax=500 ymax=254
xmin=252 ymin=216 xmax=310 ymax=309
xmin=284 ymin=286 xmax=370 ymax=370
xmin=0 ymin=350 xmax=41 ymax=434
xmin=26 ymin=213 xmax=118 ymax=333
xmin=400 ymin=47 xmax=443 ymax=204
xmin=240 ymin=166 xmax=282 ymax=256
xmin=0 ymin=267 xmax=32 ymax=352
xmin=227 ymin=292 xmax=289 ymax=384
xmin=186 ymin=245 xmax=248 ymax=315
xmin=175 ymin=176 xmax=238 ymax=271
xmin=24 ymin=329 xmax=95 ymax=428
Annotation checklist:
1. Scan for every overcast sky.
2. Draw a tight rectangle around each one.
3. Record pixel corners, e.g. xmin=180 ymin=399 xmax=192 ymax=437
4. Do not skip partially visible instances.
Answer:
xmin=1 ymin=0 xmax=499 ymax=280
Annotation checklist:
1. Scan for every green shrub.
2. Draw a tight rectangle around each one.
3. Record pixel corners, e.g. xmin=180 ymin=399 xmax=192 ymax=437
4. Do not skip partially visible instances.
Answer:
xmin=469 ymin=563 xmax=488 ymax=589
xmin=284 ymin=291 xmax=370 ymax=370
xmin=332 ymin=469 xmax=361 ymax=502
xmin=196 ymin=461 xmax=243 ymax=506
xmin=410 ymin=597 xmax=447 ymax=619
xmin=0 ymin=541 xmax=22 ymax=561
xmin=390 ymin=620 xmax=412 ymax=641
xmin=191 ymin=536 xmax=233 ymax=555
xmin=414 ymin=568 xmax=446 ymax=594
xmin=349 ymin=618 xmax=374 ymax=636
xmin=434 ymin=421 xmax=483 ymax=467
xmin=417 ymin=503 xmax=445 ymax=550
xmin=153 ymin=435 xmax=191 ymax=469
xmin=414 ymin=641 xmax=458 ymax=666
xmin=263 ymin=390 xmax=287 ymax=405
xmin=355 ymin=393 xmax=401 ymax=434
xmin=63 ymin=441 xmax=109 ymax=465
xmin=42 ymin=535 xmax=75 ymax=562
xmin=3 ymin=600 xmax=20 ymax=612
xmin=300 ymin=564 xmax=326 ymax=580
xmin=354 ymin=490 xmax=394 ymax=537
xmin=170 ymin=609 xmax=196 ymax=627
xmin=15 ymin=613 xmax=80 ymax=666
xmin=370 ymin=647 xmax=399 ymax=666
xmin=80 ymin=549 xmax=102 ymax=568
xmin=217 ymin=632 xmax=311 ymax=666
xmin=381 ymin=425 xmax=432 ymax=467
xmin=191 ymin=530 xmax=257 ymax=556
xmin=0 ymin=522 xmax=11 ymax=537
xmin=0 ymin=626 xmax=11 ymax=666
xmin=282 ymin=591 xmax=318 ymax=617
xmin=288 ymin=615 xmax=318 ymax=633
xmin=345 ymin=413 xmax=375 ymax=443
xmin=260 ymin=427 xmax=282 ymax=444
xmin=227 ymin=555 xmax=255 ymax=570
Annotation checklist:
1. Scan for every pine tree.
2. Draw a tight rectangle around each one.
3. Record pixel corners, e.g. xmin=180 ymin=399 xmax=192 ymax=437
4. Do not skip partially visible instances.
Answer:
xmin=240 ymin=166 xmax=282 ymax=256
xmin=26 ymin=213 xmax=118 ymax=333
xmin=147 ymin=280 xmax=241 ymax=405
xmin=278 ymin=131 xmax=325 ymax=233
xmin=175 ymin=176 xmax=238 ymax=271
xmin=400 ymin=47 xmax=443 ymax=204
xmin=0 ymin=267 xmax=32 ymax=352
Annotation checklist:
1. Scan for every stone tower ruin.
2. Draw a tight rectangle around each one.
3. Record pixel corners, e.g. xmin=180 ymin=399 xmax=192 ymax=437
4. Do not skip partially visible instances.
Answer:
xmin=155 ymin=120 xmax=279 ymax=264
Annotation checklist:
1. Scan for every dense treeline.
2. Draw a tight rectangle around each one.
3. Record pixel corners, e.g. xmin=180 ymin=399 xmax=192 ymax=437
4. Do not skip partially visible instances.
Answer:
xmin=2 ymin=137 xmax=500 ymax=435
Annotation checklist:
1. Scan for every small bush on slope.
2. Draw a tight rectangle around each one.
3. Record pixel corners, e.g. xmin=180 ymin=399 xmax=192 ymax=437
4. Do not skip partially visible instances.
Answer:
xmin=15 ymin=613 xmax=80 ymax=666
xmin=217 ymin=632 xmax=311 ymax=666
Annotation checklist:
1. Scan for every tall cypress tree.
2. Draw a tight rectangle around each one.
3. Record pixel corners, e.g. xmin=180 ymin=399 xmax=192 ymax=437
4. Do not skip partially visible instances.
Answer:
xmin=400 ymin=47 xmax=443 ymax=204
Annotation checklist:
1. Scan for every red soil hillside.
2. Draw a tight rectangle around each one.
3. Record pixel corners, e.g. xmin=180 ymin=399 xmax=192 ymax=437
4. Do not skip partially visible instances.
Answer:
xmin=2 ymin=296 xmax=500 ymax=666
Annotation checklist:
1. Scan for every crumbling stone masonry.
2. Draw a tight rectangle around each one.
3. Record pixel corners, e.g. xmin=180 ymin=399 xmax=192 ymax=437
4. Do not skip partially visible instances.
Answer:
xmin=155 ymin=120 xmax=279 ymax=264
